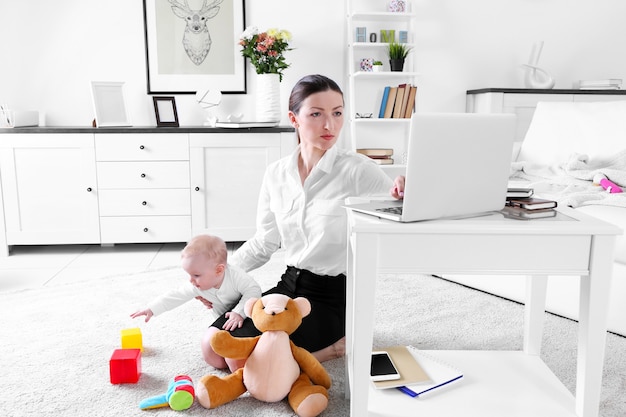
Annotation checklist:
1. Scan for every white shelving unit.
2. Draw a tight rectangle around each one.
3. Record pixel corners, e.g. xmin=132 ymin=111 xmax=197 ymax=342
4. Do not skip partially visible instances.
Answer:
xmin=346 ymin=0 xmax=417 ymax=174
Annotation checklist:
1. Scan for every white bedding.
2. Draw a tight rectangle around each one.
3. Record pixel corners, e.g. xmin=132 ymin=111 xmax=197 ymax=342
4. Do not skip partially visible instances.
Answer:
xmin=510 ymin=149 xmax=626 ymax=209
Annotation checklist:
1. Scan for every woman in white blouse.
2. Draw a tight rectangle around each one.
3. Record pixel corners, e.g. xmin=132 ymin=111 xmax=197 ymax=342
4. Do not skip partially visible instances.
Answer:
xmin=209 ymin=74 xmax=404 ymax=366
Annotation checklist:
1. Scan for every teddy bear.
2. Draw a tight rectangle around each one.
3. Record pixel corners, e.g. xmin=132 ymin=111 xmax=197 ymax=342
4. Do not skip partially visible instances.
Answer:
xmin=195 ymin=293 xmax=332 ymax=417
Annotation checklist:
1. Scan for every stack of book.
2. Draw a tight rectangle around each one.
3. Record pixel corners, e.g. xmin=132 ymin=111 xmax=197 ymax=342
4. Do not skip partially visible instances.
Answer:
xmin=357 ymin=148 xmax=394 ymax=165
xmin=578 ymin=79 xmax=622 ymax=90
xmin=378 ymin=84 xmax=417 ymax=119
xmin=503 ymin=190 xmax=558 ymax=219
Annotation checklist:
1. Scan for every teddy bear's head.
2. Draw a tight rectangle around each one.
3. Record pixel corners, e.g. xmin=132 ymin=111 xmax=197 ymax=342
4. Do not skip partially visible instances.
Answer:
xmin=244 ymin=294 xmax=311 ymax=334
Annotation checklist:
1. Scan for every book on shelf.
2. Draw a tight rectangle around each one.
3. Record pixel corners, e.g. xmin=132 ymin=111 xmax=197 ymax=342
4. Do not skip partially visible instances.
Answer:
xmin=373 ymin=346 xmax=464 ymax=397
xmin=379 ymin=83 xmax=417 ymax=119
xmin=505 ymin=197 xmax=557 ymax=210
xmin=578 ymin=79 xmax=622 ymax=90
xmin=357 ymin=148 xmax=394 ymax=165
xmin=383 ymin=87 xmax=398 ymax=118
xmin=378 ymin=86 xmax=391 ymax=118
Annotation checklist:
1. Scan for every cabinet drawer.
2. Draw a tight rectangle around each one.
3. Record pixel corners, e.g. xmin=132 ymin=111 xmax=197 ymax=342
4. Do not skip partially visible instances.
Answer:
xmin=100 ymin=216 xmax=191 ymax=244
xmin=95 ymin=134 xmax=189 ymax=161
xmin=97 ymin=161 xmax=190 ymax=189
xmin=99 ymin=189 xmax=191 ymax=216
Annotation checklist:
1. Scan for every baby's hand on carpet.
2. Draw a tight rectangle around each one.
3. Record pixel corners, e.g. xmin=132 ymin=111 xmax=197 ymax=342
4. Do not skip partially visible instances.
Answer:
xmin=195 ymin=296 xmax=213 ymax=309
xmin=130 ymin=309 xmax=153 ymax=322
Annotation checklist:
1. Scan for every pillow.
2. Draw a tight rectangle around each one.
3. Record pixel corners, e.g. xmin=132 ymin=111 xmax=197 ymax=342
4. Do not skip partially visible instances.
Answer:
xmin=517 ymin=100 xmax=626 ymax=165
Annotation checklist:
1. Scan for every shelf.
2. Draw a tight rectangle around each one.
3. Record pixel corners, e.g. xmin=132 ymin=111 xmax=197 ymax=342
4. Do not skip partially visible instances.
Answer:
xmin=352 ymin=71 xmax=419 ymax=78
xmin=350 ymin=11 xmax=416 ymax=20
xmin=363 ymin=350 xmax=576 ymax=417
xmin=352 ymin=118 xmax=411 ymax=124
xmin=350 ymin=42 xmax=416 ymax=49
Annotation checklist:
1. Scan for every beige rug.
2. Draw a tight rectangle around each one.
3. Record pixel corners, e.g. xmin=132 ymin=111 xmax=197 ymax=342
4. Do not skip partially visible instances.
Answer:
xmin=1 ymin=250 xmax=624 ymax=417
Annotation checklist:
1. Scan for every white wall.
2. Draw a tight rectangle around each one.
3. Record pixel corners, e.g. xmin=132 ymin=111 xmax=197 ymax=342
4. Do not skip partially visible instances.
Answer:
xmin=1 ymin=0 xmax=625 ymax=127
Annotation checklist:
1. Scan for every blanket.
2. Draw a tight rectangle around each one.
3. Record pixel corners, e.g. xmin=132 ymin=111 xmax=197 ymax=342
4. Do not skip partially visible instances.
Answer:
xmin=510 ymin=149 xmax=626 ymax=208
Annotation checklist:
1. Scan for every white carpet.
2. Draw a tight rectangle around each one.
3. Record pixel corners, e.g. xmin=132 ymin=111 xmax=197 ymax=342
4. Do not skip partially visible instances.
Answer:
xmin=1 ymin=250 xmax=624 ymax=417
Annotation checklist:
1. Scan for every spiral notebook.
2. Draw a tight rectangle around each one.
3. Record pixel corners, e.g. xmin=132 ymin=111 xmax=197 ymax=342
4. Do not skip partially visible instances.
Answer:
xmin=400 ymin=346 xmax=464 ymax=397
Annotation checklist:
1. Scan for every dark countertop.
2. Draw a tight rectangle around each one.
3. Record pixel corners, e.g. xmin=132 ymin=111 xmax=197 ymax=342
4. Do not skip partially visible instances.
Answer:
xmin=0 ymin=126 xmax=295 ymax=134
xmin=467 ymin=88 xmax=626 ymax=95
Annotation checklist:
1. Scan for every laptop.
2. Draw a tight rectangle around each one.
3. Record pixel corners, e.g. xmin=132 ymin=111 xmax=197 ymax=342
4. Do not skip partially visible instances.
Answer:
xmin=345 ymin=113 xmax=516 ymax=222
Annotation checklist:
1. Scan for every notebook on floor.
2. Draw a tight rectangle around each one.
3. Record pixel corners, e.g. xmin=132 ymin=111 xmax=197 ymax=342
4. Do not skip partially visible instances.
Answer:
xmin=345 ymin=112 xmax=516 ymax=222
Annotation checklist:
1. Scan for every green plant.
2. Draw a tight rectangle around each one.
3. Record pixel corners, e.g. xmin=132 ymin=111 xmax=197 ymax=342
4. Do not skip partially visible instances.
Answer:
xmin=387 ymin=42 xmax=411 ymax=60
xmin=239 ymin=26 xmax=293 ymax=81
xmin=373 ymin=60 xmax=383 ymax=65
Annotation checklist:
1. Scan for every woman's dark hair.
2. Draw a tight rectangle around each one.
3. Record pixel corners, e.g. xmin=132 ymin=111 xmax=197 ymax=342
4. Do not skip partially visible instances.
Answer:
xmin=288 ymin=74 xmax=344 ymax=115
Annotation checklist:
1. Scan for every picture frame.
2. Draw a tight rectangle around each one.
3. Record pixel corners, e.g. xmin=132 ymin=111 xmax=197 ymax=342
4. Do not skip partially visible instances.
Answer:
xmin=152 ymin=96 xmax=180 ymax=127
xmin=142 ymin=0 xmax=246 ymax=94
xmin=90 ymin=81 xmax=132 ymax=127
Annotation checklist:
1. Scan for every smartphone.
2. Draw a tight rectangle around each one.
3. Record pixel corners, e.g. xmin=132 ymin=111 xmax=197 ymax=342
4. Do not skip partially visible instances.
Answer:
xmin=370 ymin=351 xmax=401 ymax=381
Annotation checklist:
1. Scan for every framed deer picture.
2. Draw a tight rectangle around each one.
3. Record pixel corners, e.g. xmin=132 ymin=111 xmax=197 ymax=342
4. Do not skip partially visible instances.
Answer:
xmin=142 ymin=0 xmax=246 ymax=94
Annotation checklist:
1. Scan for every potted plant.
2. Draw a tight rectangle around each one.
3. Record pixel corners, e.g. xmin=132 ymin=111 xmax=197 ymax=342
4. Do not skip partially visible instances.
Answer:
xmin=387 ymin=42 xmax=411 ymax=72
xmin=372 ymin=60 xmax=383 ymax=72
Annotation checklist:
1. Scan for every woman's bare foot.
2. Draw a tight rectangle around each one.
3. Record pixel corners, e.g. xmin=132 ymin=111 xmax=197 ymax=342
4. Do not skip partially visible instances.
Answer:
xmin=312 ymin=337 xmax=345 ymax=362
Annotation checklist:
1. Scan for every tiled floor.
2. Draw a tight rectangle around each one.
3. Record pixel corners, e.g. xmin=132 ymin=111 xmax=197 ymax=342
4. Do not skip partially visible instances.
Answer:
xmin=0 ymin=242 xmax=243 ymax=293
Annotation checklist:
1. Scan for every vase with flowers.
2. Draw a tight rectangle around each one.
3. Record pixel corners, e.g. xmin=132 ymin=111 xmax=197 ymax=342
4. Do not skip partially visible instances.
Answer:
xmin=240 ymin=26 xmax=292 ymax=122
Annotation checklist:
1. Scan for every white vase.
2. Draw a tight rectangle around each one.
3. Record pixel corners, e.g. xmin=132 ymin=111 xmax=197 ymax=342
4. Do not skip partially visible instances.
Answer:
xmin=256 ymin=73 xmax=281 ymax=122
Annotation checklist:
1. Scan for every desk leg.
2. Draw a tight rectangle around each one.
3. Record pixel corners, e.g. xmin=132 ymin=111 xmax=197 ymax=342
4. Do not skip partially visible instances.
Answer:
xmin=346 ymin=233 xmax=378 ymax=417
xmin=576 ymin=235 xmax=613 ymax=417
xmin=523 ymin=274 xmax=547 ymax=355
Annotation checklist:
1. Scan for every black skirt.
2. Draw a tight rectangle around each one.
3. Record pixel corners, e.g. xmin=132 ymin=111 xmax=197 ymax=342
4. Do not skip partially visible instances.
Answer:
xmin=211 ymin=266 xmax=346 ymax=353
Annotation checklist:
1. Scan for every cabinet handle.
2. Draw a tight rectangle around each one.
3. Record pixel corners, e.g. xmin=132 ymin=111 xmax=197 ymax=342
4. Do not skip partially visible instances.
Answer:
xmin=195 ymin=187 xmax=200 ymax=191
xmin=86 ymin=187 xmax=92 ymax=192
xmin=140 ymin=173 xmax=146 ymax=178
xmin=143 ymin=228 xmax=149 ymax=232
xmin=139 ymin=145 xmax=145 ymax=150
xmin=142 ymin=201 xmax=147 ymax=206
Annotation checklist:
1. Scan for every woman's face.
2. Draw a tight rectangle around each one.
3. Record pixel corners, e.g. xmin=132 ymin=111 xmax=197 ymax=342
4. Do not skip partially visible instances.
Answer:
xmin=290 ymin=90 xmax=344 ymax=152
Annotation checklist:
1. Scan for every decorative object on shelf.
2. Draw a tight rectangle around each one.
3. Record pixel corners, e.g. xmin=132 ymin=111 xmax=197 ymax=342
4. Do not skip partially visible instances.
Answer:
xmin=387 ymin=42 xmax=411 ymax=72
xmin=0 ymin=105 xmax=13 ymax=128
xmin=399 ymin=30 xmax=408 ymax=43
xmin=356 ymin=27 xmax=366 ymax=42
xmin=372 ymin=61 xmax=383 ymax=72
xmin=142 ymin=0 xmax=246 ymax=94
xmin=240 ymin=26 xmax=292 ymax=122
xmin=196 ymin=87 xmax=223 ymax=126
xmin=152 ymin=96 xmax=180 ymax=127
xmin=387 ymin=0 xmax=406 ymax=12
xmin=521 ymin=41 xmax=555 ymax=89
xmin=255 ymin=73 xmax=282 ymax=122
xmin=380 ymin=30 xmax=395 ymax=43
xmin=369 ymin=33 xmax=377 ymax=42
xmin=360 ymin=58 xmax=374 ymax=72
xmin=90 ymin=81 xmax=132 ymax=127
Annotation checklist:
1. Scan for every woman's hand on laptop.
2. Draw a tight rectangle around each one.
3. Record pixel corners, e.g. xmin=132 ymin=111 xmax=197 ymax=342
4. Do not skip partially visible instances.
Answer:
xmin=391 ymin=176 xmax=405 ymax=199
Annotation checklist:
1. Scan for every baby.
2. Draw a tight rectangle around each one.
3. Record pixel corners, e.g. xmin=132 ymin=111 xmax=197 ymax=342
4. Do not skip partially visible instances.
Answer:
xmin=131 ymin=234 xmax=261 ymax=369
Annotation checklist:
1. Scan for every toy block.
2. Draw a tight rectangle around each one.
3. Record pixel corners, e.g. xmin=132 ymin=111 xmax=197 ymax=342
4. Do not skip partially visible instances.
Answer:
xmin=121 ymin=327 xmax=143 ymax=352
xmin=110 ymin=348 xmax=141 ymax=384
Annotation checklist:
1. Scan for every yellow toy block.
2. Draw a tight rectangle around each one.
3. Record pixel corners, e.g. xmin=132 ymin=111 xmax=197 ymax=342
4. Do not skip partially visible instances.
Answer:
xmin=121 ymin=327 xmax=143 ymax=352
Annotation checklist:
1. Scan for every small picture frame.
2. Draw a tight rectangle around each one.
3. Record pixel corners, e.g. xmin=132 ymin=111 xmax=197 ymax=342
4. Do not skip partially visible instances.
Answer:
xmin=152 ymin=96 xmax=179 ymax=127
xmin=90 ymin=81 xmax=132 ymax=127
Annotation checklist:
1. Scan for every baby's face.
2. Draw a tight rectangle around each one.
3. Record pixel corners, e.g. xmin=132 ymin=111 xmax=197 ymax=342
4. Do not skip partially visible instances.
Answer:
xmin=181 ymin=255 xmax=223 ymax=291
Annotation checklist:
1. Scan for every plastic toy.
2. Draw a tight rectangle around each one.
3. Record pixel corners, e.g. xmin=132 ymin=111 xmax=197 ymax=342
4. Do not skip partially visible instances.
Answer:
xmin=139 ymin=375 xmax=195 ymax=411
xmin=110 ymin=348 xmax=141 ymax=384
xmin=121 ymin=327 xmax=143 ymax=352
xmin=195 ymin=294 xmax=331 ymax=417
xmin=593 ymin=173 xmax=623 ymax=193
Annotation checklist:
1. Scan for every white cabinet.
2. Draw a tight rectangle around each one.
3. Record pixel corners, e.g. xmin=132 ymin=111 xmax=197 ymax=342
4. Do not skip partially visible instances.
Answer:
xmin=0 ymin=134 xmax=100 ymax=246
xmin=189 ymin=133 xmax=284 ymax=241
xmin=346 ymin=0 xmax=417 ymax=175
xmin=95 ymin=133 xmax=192 ymax=244
xmin=466 ymin=88 xmax=626 ymax=142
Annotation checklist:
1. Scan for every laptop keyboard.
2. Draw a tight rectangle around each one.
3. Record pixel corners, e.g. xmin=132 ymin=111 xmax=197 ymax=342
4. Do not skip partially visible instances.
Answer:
xmin=376 ymin=206 xmax=403 ymax=215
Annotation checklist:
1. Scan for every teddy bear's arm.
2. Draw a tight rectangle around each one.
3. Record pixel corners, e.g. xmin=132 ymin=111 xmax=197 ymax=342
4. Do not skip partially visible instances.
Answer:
xmin=211 ymin=330 xmax=260 ymax=360
xmin=291 ymin=342 xmax=331 ymax=389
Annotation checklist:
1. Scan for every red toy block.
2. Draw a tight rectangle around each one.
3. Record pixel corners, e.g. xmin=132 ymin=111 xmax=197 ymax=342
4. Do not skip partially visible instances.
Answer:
xmin=110 ymin=348 xmax=141 ymax=384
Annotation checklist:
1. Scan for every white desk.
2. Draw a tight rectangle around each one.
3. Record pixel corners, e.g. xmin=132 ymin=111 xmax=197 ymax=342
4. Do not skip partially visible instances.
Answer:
xmin=345 ymin=207 xmax=620 ymax=417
